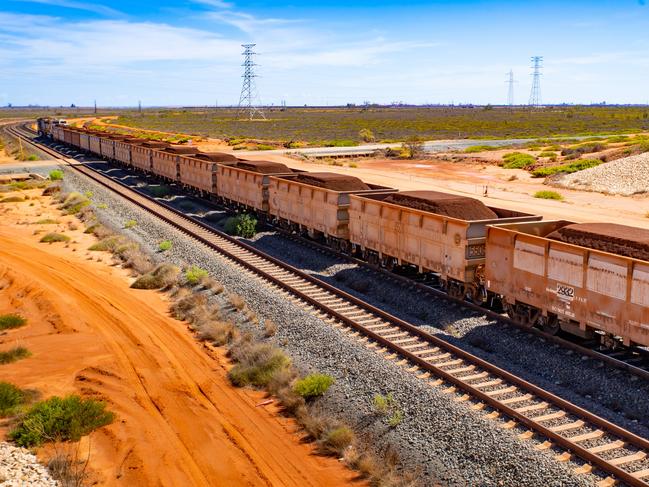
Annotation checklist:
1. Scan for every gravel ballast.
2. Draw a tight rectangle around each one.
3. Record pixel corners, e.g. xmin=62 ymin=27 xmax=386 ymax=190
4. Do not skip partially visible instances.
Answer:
xmin=62 ymin=165 xmax=598 ymax=486
xmin=554 ymin=152 xmax=649 ymax=195
xmin=0 ymin=443 xmax=58 ymax=487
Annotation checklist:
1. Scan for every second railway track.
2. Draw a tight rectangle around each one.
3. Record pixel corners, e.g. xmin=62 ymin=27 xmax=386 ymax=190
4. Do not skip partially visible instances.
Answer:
xmin=10 ymin=123 xmax=649 ymax=486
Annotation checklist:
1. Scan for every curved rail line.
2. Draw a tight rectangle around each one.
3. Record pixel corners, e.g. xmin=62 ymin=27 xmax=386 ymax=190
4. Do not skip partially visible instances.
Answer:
xmin=11 ymin=123 xmax=649 ymax=486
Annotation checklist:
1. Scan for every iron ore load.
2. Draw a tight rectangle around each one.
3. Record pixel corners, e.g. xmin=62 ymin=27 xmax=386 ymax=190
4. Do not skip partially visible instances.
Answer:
xmin=39 ymin=119 xmax=649 ymax=349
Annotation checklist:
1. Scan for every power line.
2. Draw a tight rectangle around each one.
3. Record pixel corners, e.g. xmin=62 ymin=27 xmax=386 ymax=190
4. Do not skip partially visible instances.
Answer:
xmin=529 ymin=56 xmax=543 ymax=107
xmin=237 ymin=44 xmax=265 ymax=120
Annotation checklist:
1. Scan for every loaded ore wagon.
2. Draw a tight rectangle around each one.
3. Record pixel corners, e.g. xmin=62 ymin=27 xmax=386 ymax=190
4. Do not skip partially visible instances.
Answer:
xmin=486 ymin=220 xmax=649 ymax=347
xmin=178 ymin=152 xmax=238 ymax=195
xmin=100 ymin=135 xmax=124 ymax=160
xmin=349 ymin=191 xmax=541 ymax=302
xmin=152 ymin=146 xmax=198 ymax=182
xmin=88 ymin=133 xmax=103 ymax=155
xmin=69 ymin=129 xmax=81 ymax=148
xmin=114 ymin=138 xmax=142 ymax=166
xmin=131 ymin=141 xmax=168 ymax=172
xmin=79 ymin=131 xmax=91 ymax=152
xmin=63 ymin=128 xmax=73 ymax=145
xmin=217 ymin=161 xmax=298 ymax=212
xmin=269 ymin=172 xmax=394 ymax=251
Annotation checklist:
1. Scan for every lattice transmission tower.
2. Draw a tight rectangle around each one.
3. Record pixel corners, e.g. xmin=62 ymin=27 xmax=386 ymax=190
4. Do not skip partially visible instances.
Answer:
xmin=238 ymin=44 xmax=265 ymax=120
xmin=506 ymin=70 xmax=515 ymax=106
xmin=529 ymin=56 xmax=543 ymax=107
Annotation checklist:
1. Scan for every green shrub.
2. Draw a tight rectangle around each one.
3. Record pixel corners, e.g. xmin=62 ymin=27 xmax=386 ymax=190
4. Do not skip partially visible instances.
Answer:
xmin=372 ymin=393 xmax=404 ymax=428
xmin=323 ymin=140 xmax=357 ymax=147
xmin=228 ymin=343 xmax=291 ymax=388
xmin=501 ymin=152 xmax=536 ymax=169
xmin=131 ymin=264 xmax=180 ymax=290
xmin=185 ymin=265 xmax=209 ymax=285
xmin=158 ymin=240 xmax=172 ymax=252
xmin=463 ymin=145 xmax=496 ymax=153
xmin=531 ymin=159 xmax=602 ymax=178
xmin=40 ymin=232 xmax=70 ymax=243
xmin=124 ymin=219 xmax=137 ymax=229
xmin=607 ymin=135 xmax=629 ymax=143
xmin=61 ymin=192 xmax=90 ymax=215
xmin=293 ymin=373 xmax=334 ymax=399
xmin=224 ymin=214 xmax=257 ymax=238
xmin=9 ymin=395 xmax=114 ymax=447
xmin=0 ymin=346 xmax=31 ymax=364
xmin=0 ymin=382 xmax=26 ymax=417
xmin=318 ymin=426 xmax=354 ymax=455
xmin=255 ymin=144 xmax=275 ymax=151
xmin=534 ymin=190 xmax=564 ymax=200
xmin=538 ymin=151 xmax=557 ymax=158
xmin=359 ymin=128 xmax=375 ymax=143
xmin=84 ymin=191 xmax=93 ymax=199
xmin=49 ymin=170 xmax=64 ymax=181
xmin=0 ymin=314 xmax=27 ymax=330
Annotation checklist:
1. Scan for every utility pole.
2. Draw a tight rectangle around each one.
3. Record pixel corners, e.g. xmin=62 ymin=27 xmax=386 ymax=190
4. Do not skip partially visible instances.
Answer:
xmin=529 ymin=56 xmax=543 ymax=107
xmin=506 ymin=70 xmax=515 ymax=106
xmin=237 ymin=44 xmax=265 ymax=120
xmin=138 ymin=100 xmax=142 ymax=114
xmin=94 ymin=100 xmax=97 ymax=114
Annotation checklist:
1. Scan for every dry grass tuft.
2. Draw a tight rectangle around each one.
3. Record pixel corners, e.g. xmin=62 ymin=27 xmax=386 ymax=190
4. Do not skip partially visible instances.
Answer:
xmin=131 ymin=264 xmax=180 ymax=290
xmin=228 ymin=293 xmax=245 ymax=311
xmin=197 ymin=320 xmax=239 ymax=346
xmin=263 ymin=319 xmax=277 ymax=337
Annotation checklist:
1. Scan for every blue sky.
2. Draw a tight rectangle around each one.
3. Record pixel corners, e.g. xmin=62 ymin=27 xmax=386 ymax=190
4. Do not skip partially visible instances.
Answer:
xmin=0 ymin=0 xmax=648 ymax=106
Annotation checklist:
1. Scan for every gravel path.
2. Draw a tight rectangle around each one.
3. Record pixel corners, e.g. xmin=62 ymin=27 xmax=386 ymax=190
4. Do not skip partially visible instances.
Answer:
xmin=62 ymin=165 xmax=599 ymax=486
xmin=0 ymin=443 xmax=58 ymax=487
xmin=554 ymin=152 xmax=649 ymax=195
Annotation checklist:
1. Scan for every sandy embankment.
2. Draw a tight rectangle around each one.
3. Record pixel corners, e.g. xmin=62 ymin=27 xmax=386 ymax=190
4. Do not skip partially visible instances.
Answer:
xmin=0 ymin=189 xmax=359 ymax=486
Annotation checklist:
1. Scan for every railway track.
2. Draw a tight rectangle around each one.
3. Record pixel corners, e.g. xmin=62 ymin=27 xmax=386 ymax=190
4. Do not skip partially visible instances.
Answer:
xmin=11 ymin=124 xmax=649 ymax=486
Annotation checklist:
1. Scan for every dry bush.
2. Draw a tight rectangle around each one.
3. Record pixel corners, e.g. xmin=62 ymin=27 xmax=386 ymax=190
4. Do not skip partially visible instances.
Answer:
xmin=197 ymin=320 xmax=239 ymax=346
xmin=170 ymin=293 xmax=208 ymax=321
xmin=227 ymin=342 xmax=291 ymax=387
xmin=42 ymin=184 xmax=61 ymax=196
xmin=119 ymin=247 xmax=154 ymax=275
xmin=318 ymin=426 xmax=354 ymax=456
xmin=228 ymin=293 xmax=245 ymax=311
xmin=47 ymin=445 xmax=90 ymax=487
xmin=297 ymin=407 xmax=338 ymax=441
xmin=275 ymin=386 xmax=306 ymax=416
xmin=131 ymin=264 xmax=179 ymax=290
xmin=200 ymin=276 xmax=224 ymax=293
xmin=264 ymin=319 xmax=277 ymax=337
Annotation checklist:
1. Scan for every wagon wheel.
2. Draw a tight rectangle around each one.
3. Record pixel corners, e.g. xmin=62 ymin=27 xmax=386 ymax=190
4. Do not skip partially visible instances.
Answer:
xmin=339 ymin=240 xmax=350 ymax=255
xmin=384 ymin=257 xmax=396 ymax=272
xmin=367 ymin=253 xmax=380 ymax=267
xmin=539 ymin=315 xmax=560 ymax=335
xmin=468 ymin=284 xmax=487 ymax=306
xmin=447 ymin=281 xmax=466 ymax=300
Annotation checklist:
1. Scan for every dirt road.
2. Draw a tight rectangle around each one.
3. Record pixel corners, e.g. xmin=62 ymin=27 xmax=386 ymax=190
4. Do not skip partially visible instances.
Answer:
xmin=0 ymin=194 xmax=359 ymax=486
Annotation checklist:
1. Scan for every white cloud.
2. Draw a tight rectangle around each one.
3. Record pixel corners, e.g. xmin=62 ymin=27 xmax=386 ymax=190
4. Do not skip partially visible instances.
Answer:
xmin=191 ymin=0 xmax=234 ymax=9
xmin=8 ymin=0 xmax=121 ymax=16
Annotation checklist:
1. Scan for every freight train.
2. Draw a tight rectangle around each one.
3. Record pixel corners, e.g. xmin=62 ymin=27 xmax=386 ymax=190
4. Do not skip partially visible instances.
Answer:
xmin=37 ymin=118 xmax=649 ymax=349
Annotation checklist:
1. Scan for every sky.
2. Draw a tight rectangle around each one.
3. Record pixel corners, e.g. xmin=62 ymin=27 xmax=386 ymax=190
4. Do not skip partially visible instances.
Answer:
xmin=0 ymin=0 xmax=648 ymax=107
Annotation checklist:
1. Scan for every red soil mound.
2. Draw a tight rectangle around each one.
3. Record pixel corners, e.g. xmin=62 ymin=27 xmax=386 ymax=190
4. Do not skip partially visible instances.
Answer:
xmin=194 ymin=152 xmax=239 ymax=162
xmin=548 ymin=223 xmax=649 ymax=260
xmin=385 ymin=191 xmax=498 ymax=220
xmin=296 ymin=172 xmax=370 ymax=191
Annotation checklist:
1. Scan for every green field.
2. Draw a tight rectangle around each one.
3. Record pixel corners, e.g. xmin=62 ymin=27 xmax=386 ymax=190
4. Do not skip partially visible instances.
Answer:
xmin=109 ymin=106 xmax=649 ymax=146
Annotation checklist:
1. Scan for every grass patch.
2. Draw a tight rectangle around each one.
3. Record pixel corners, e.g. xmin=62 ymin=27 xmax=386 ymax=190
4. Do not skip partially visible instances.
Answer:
xmin=0 ymin=346 xmax=31 ymax=365
xmin=532 ymin=158 xmax=603 ymax=177
xmin=501 ymin=152 xmax=536 ymax=169
xmin=0 ymin=314 xmax=27 ymax=331
xmin=534 ymin=190 xmax=564 ymax=200
xmin=185 ymin=265 xmax=209 ymax=285
xmin=538 ymin=151 xmax=557 ymax=157
xmin=88 ymin=236 xmax=122 ymax=252
xmin=323 ymin=139 xmax=357 ymax=147
xmin=49 ymin=170 xmax=64 ymax=181
xmin=224 ymin=214 xmax=257 ymax=238
xmin=36 ymin=218 xmax=59 ymax=224
xmin=123 ymin=219 xmax=137 ymax=229
xmin=40 ymin=232 xmax=70 ymax=243
xmin=9 ymin=395 xmax=114 ymax=447
xmin=158 ymin=240 xmax=172 ymax=252
xmin=0 ymin=382 xmax=27 ymax=417
xmin=228 ymin=342 xmax=291 ymax=388
xmin=131 ymin=264 xmax=180 ymax=290
xmin=293 ymin=373 xmax=334 ymax=400
xmin=318 ymin=426 xmax=354 ymax=455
